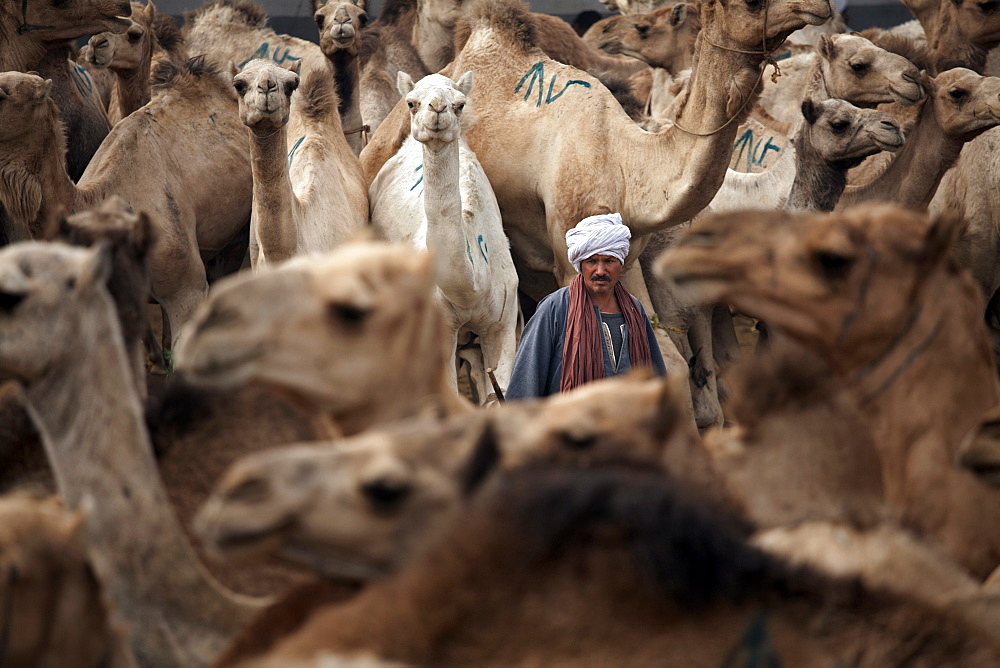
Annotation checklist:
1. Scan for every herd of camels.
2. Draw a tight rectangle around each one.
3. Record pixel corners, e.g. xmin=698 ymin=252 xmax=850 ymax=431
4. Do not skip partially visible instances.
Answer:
xmin=7 ymin=0 xmax=1000 ymax=662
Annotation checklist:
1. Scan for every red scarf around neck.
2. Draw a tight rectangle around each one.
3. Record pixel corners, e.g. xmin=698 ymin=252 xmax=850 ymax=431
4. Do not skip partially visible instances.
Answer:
xmin=559 ymin=274 xmax=653 ymax=393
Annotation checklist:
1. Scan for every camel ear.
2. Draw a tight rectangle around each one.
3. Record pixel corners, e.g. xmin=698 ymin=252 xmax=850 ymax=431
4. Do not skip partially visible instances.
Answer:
xmin=133 ymin=211 xmax=156 ymax=259
xmin=397 ymin=71 xmax=415 ymax=97
xmin=33 ymin=79 xmax=52 ymax=101
xmin=670 ymin=2 xmax=688 ymax=26
xmin=228 ymin=61 xmax=239 ymax=79
xmin=919 ymin=211 xmax=963 ymax=270
xmin=801 ymin=98 xmax=819 ymax=124
xmin=354 ymin=0 xmax=366 ymax=10
xmin=818 ymin=34 xmax=837 ymax=61
xmin=78 ymin=241 xmax=113 ymax=294
xmin=311 ymin=0 xmax=326 ymax=12
xmin=458 ymin=419 xmax=501 ymax=497
xmin=144 ymin=1 xmax=156 ymax=19
xmin=456 ymin=71 xmax=473 ymax=96
xmin=286 ymin=60 xmax=302 ymax=76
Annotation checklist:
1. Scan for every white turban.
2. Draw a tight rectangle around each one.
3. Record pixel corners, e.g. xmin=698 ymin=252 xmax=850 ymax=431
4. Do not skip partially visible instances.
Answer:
xmin=565 ymin=213 xmax=631 ymax=272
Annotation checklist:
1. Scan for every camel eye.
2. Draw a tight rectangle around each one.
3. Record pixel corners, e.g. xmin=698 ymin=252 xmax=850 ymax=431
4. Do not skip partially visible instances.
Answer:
xmin=233 ymin=79 xmax=248 ymax=96
xmin=315 ymin=13 xmax=325 ymax=29
xmin=361 ymin=479 xmax=412 ymax=513
xmin=979 ymin=0 xmax=999 ymax=13
xmin=560 ymin=431 xmax=597 ymax=451
xmin=745 ymin=0 xmax=762 ymax=12
xmin=407 ymin=101 xmax=415 ymax=109
xmin=0 ymin=291 xmax=26 ymax=313
xmin=850 ymin=62 xmax=870 ymax=74
xmin=127 ymin=30 xmax=142 ymax=43
xmin=329 ymin=302 xmax=370 ymax=328
xmin=949 ymin=88 xmax=969 ymax=101
xmin=455 ymin=102 xmax=465 ymax=112
xmin=829 ymin=119 xmax=850 ymax=131
xmin=813 ymin=249 xmax=855 ymax=278
xmin=359 ymin=11 xmax=368 ymax=27
xmin=636 ymin=23 xmax=650 ymax=36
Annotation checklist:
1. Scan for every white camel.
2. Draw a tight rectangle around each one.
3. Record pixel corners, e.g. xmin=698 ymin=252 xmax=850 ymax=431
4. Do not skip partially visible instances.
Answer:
xmin=369 ymin=72 xmax=519 ymax=403
xmin=233 ymin=58 xmax=368 ymax=269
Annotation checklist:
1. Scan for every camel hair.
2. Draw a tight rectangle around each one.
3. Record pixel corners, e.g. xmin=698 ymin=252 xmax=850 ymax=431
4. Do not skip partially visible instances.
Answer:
xmin=0 ymin=61 xmax=252 ymax=346
xmin=173 ymin=239 xmax=471 ymax=437
xmin=312 ymin=0 xmax=370 ymax=155
xmin=712 ymin=68 xmax=1000 ymax=212
xmin=0 ymin=492 xmax=136 ymax=667
xmin=658 ymin=205 xmax=1000 ymax=580
xmin=232 ymin=59 xmax=367 ymax=269
xmin=86 ymin=1 xmax=189 ymax=125
xmin=247 ymin=464 xmax=1000 ymax=666
xmin=0 ymin=0 xmax=130 ymax=73
xmin=0 ymin=241 xmax=274 ymax=666
xmin=897 ymin=0 xmax=1000 ymax=74
xmin=360 ymin=0 xmax=833 ymax=430
xmin=369 ymin=71 xmax=519 ymax=403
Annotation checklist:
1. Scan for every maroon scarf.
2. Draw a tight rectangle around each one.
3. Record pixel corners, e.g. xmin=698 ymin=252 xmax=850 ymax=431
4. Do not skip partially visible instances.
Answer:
xmin=559 ymin=274 xmax=653 ymax=393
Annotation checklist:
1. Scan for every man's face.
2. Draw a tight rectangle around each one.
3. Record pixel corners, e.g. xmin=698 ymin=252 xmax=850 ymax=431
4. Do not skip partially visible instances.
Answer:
xmin=580 ymin=254 xmax=622 ymax=298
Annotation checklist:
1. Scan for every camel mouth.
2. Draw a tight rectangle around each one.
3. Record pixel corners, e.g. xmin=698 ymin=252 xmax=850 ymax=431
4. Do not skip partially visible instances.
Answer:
xmin=209 ymin=516 xmax=297 ymax=557
xmin=960 ymin=459 xmax=1000 ymax=489
xmin=595 ymin=37 xmax=622 ymax=53
xmin=874 ymin=136 xmax=904 ymax=152
xmin=794 ymin=10 xmax=833 ymax=26
xmin=278 ymin=544 xmax=389 ymax=581
xmin=891 ymin=88 xmax=923 ymax=106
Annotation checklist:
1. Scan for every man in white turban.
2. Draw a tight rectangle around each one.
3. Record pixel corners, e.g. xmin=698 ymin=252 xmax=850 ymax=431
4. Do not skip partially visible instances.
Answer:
xmin=506 ymin=213 xmax=666 ymax=400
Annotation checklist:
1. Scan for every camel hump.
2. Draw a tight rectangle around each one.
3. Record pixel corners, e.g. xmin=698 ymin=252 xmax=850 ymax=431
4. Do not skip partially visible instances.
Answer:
xmin=300 ymin=68 xmax=338 ymax=125
xmin=151 ymin=55 xmax=220 ymax=91
xmin=460 ymin=0 xmax=538 ymax=53
xmin=184 ymin=0 xmax=268 ymax=29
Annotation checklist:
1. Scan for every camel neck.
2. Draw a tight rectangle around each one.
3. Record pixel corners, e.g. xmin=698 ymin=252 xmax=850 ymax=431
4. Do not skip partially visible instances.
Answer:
xmin=329 ymin=49 xmax=364 ymax=155
xmin=413 ymin=9 xmax=454 ymax=72
xmin=783 ymin=139 xmax=848 ymax=212
xmin=248 ymin=126 xmax=299 ymax=265
xmin=110 ymin=51 xmax=153 ymax=123
xmin=840 ymin=100 xmax=961 ymax=209
xmin=0 ymin=16 xmax=49 ymax=72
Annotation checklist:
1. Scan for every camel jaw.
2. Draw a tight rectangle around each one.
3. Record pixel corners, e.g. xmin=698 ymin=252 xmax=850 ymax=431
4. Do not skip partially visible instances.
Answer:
xmin=277 ymin=544 xmax=389 ymax=582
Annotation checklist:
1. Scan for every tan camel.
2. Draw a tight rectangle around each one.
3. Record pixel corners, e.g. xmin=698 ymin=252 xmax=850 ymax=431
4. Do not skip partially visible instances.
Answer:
xmin=0 ymin=493 xmax=135 ymax=667
xmin=313 ymin=0 xmax=369 ymax=154
xmin=86 ymin=1 xmax=189 ymax=125
xmin=0 ymin=0 xmax=130 ymax=72
xmin=839 ymin=68 xmax=1000 ymax=209
xmin=249 ymin=464 xmax=1000 ymax=666
xmin=174 ymin=239 xmax=470 ymax=436
xmin=0 ymin=62 xmax=252 ymax=345
xmin=900 ymin=0 xmax=1000 ymax=73
xmin=658 ymin=205 xmax=1000 ymax=579
xmin=0 ymin=241 xmax=270 ymax=666
xmin=233 ymin=59 xmax=367 ymax=268
xmin=361 ymin=0 xmax=833 ymax=429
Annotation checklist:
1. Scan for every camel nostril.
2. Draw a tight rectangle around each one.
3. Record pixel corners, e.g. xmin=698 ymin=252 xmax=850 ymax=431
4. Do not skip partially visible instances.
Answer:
xmin=95 ymin=38 xmax=109 ymax=49
xmin=880 ymin=120 xmax=898 ymax=129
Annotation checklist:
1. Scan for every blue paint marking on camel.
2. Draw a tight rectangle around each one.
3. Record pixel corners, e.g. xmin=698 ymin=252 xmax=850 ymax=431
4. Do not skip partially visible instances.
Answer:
xmin=514 ymin=61 xmax=591 ymax=107
xmin=732 ymin=128 xmax=782 ymax=171
xmin=287 ymin=135 xmax=305 ymax=168
xmin=411 ymin=163 xmax=424 ymax=191
xmin=238 ymin=42 xmax=303 ymax=68
xmin=477 ymin=234 xmax=489 ymax=262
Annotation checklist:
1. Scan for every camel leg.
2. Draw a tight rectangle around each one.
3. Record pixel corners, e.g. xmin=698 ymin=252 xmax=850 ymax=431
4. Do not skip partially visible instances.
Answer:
xmin=711 ymin=304 xmax=741 ymax=369
xmin=148 ymin=229 xmax=208 ymax=350
xmin=477 ymin=307 xmax=520 ymax=405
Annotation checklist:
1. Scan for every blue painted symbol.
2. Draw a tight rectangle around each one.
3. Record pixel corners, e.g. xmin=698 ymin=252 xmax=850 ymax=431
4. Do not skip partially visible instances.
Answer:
xmin=238 ymin=42 xmax=302 ymax=68
xmin=476 ymin=234 xmax=488 ymax=262
xmin=732 ymin=129 xmax=781 ymax=171
xmin=514 ymin=61 xmax=592 ymax=108
xmin=70 ymin=63 xmax=93 ymax=97
xmin=287 ymin=135 xmax=305 ymax=168
xmin=411 ymin=164 xmax=423 ymax=191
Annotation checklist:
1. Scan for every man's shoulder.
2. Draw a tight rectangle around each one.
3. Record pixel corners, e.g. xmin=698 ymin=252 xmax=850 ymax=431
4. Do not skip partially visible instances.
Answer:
xmin=535 ymin=286 xmax=571 ymax=312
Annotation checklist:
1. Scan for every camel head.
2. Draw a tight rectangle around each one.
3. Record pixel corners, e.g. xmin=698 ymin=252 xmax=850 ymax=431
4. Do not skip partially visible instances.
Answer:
xmin=817 ymin=33 xmax=924 ymax=107
xmin=944 ymin=0 xmax=1000 ymax=52
xmin=399 ymin=71 xmax=474 ymax=148
xmin=958 ymin=404 xmax=1000 ymax=488
xmin=798 ymin=97 xmax=904 ymax=168
xmin=700 ymin=0 xmax=833 ymax=52
xmin=925 ymin=68 xmax=1000 ymax=141
xmin=86 ymin=1 xmax=156 ymax=71
xmin=0 ymin=71 xmax=54 ymax=145
xmin=194 ymin=413 xmax=499 ymax=579
xmin=313 ymin=0 xmax=368 ymax=57
xmin=0 ymin=494 xmax=119 ymax=666
xmin=595 ymin=3 xmax=701 ymax=73
xmin=231 ymin=58 xmax=301 ymax=130
xmin=0 ymin=242 xmax=112 ymax=383
xmin=656 ymin=205 xmax=963 ymax=368
xmin=174 ymin=240 xmax=454 ymax=428
xmin=3 ymin=0 xmax=132 ymax=41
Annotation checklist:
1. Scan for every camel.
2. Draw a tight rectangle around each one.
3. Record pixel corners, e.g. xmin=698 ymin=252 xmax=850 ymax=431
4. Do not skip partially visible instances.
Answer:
xmin=86 ymin=1 xmax=189 ymax=125
xmin=0 ymin=61 xmax=252 ymax=345
xmin=899 ymin=0 xmax=1000 ymax=74
xmin=0 ymin=492 xmax=134 ymax=667
xmin=369 ymin=72 xmax=519 ymax=402
xmin=233 ymin=59 xmax=367 ymax=269
xmin=958 ymin=404 xmax=1000 ymax=488
xmin=658 ymin=205 xmax=1000 ymax=579
xmin=0 ymin=0 xmax=130 ymax=73
xmin=361 ymin=0 xmax=833 ymax=430
xmin=313 ymin=0 xmax=369 ymax=154
xmin=0 ymin=241 xmax=272 ymax=666
xmin=174 ymin=239 xmax=470 ymax=436
xmin=250 ymin=464 xmax=1000 ymax=666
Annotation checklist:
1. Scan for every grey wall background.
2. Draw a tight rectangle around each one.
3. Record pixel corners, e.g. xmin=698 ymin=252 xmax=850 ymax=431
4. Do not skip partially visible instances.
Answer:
xmin=156 ymin=0 xmax=918 ymax=42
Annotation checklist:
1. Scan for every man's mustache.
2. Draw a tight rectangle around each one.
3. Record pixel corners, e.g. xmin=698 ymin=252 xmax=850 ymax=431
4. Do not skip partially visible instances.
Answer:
xmin=589 ymin=275 xmax=612 ymax=283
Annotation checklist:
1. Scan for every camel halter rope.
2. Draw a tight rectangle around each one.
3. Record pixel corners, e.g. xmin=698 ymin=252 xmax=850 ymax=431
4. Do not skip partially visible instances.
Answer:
xmin=17 ymin=0 xmax=56 ymax=34
xmin=344 ymin=123 xmax=371 ymax=147
xmin=671 ymin=0 xmax=784 ymax=137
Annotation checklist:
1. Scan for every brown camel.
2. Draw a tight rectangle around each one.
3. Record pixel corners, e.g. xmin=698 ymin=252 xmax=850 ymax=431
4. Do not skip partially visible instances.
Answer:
xmin=958 ymin=404 xmax=1000 ymax=488
xmin=0 ymin=492 xmax=135 ymax=667
xmin=252 ymin=464 xmax=1000 ymax=666
xmin=900 ymin=0 xmax=1000 ymax=73
xmin=0 ymin=61 xmax=252 ymax=345
xmin=86 ymin=1 xmax=189 ymax=125
xmin=658 ymin=205 xmax=1000 ymax=579
xmin=313 ymin=0 xmax=369 ymax=154
xmin=595 ymin=3 xmax=700 ymax=74
xmin=0 ymin=241 xmax=269 ymax=666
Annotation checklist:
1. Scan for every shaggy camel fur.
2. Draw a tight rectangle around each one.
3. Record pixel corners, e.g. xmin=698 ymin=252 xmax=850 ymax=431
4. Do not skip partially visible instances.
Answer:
xmin=233 ymin=59 xmax=367 ymax=268
xmin=361 ymin=0 xmax=832 ymax=430
xmin=0 ymin=61 xmax=252 ymax=345
xmin=174 ymin=240 xmax=470 ymax=437
xmin=0 ymin=242 xmax=268 ymax=666
xmin=313 ymin=0 xmax=369 ymax=155
xmin=254 ymin=464 xmax=1000 ymax=666
xmin=840 ymin=68 xmax=1000 ymax=209
xmin=370 ymin=72 xmax=519 ymax=402
xmin=659 ymin=205 xmax=1000 ymax=579
xmin=0 ymin=0 xmax=130 ymax=72
xmin=0 ymin=493 xmax=134 ymax=668
xmin=86 ymin=1 xmax=189 ymax=125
